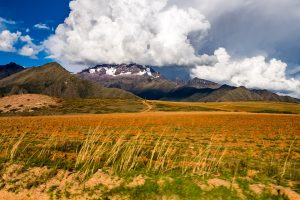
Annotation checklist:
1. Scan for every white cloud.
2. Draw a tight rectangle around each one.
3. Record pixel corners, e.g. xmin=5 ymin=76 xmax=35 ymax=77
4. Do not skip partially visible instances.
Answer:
xmin=34 ymin=23 xmax=50 ymax=30
xmin=0 ymin=17 xmax=16 ymax=29
xmin=0 ymin=18 xmax=42 ymax=58
xmin=190 ymin=48 xmax=300 ymax=97
xmin=0 ymin=18 xmax=20 ymax=52
xmin=44 ymin=0 xmax=211 ymax=70
xmin=0 ymin=17 xmax=41 ymax=56
xmin=20 ymin=35 xmax=32 ymax=43
xmin=19 ymin=35 xmax=42 ymax=58
xmin=19 ymin=45 xmax=38 ymax=58
xmin=0 ymin=30 xmax=21 ymax=52
xmin=0 ymin=17 xmax=20 ymax=52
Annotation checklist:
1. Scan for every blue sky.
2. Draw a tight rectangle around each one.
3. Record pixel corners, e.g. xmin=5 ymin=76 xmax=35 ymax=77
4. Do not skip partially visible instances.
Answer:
xmin=0 ymin=0 xmax=69 ymax=66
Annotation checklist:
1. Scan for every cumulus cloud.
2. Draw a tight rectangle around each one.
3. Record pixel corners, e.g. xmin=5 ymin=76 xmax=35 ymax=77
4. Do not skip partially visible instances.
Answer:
xmin=19 ymin=35 xmax=42 ymax=58
xmin=0 ymin=17 xmax=20 ymax=52
xmin=0 ymin=31 xmax=42 ymax=57
xmin=0 ymin=16 xmax=42 ymax=58
xmin=44 ymin=0 xmax=211 ymax=69
xmin=34 ymin=23 xmax=50 ymax=30
xmin=0 ymin=30 xmax=21 ymax=52
xmin=190 ymin=48 xmax=300 ymax=97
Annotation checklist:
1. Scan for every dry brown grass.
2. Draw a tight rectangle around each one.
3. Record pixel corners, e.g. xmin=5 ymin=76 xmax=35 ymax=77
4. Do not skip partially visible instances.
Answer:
xmin=0 ymin=111 xmax=299 ymax=199
xmin=0 ymin=112 xmax=299 ymax=171
xmin=0 ymin=94 xmax=58 ymax=113
xmin=72 ymin=128 xmax=225 ymax=176
xmin=0 ymin=112 xmax=298 ymax=155
xmin=149 ymin=100 xmax=300 ymax=114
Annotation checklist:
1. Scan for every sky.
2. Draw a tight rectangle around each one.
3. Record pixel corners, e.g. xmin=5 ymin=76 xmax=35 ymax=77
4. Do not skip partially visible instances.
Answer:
xmin=0 ymin=0 xmax=70 ymax=66
xmin=0 ymin=0 xmax=299 ymax=97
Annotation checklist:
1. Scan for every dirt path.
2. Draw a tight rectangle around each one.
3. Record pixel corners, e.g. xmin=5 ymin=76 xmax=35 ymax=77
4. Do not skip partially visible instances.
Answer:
xmin=142 ymin=100 xmax=153 ymax=112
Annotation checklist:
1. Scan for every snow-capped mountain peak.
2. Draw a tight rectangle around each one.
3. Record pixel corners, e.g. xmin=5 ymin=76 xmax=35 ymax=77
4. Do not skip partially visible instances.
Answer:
xmin=82 ymin=64 xmax=160 ymax=78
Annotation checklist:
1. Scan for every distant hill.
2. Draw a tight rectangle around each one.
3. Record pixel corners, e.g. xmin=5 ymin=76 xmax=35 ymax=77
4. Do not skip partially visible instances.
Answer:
xmin=164 ymin=85 xmax=299 ymax=103
xmin=185 ymin=78 xmax=221 ymax=89
xmin=0 ymin=62 xmax=24 ymax=80
xmin=0 ymin=62 xmax=137 ymax=99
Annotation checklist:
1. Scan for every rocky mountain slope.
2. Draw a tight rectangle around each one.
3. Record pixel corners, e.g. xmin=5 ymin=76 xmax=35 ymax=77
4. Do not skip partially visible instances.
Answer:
xmin=0 ymin=62 xmax=24 ymax=80
xmin=0 ymin=62 xmax=137 ymax=99
xmin=78 ymin=64 xmax=181 ymax=99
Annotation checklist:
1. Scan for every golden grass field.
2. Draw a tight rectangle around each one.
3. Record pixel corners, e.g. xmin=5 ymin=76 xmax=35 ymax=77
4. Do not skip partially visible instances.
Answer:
xmin=0 ymin=101 xmax=299 ymax=199
xmin=1 ymin=111 xmax=299 ymax=165
xmin=148 ymin=100 xmax=300 ymax=114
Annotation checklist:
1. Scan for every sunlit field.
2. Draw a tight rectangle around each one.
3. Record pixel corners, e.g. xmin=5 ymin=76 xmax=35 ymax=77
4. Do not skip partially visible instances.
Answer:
xmin=0 ymin=111 xmax=299 ymax=199
xmin=148 ymin=100 xmax=300 ymax=114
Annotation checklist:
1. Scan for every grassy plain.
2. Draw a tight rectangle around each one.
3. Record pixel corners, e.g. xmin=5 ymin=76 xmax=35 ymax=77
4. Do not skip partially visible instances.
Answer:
xmin=0 ymin=109 xmax=299 ymax=199
xmin=1 ymin=97 xmax=300 ymax=116
xmin=148 ymin=100 xmax=300 ymax=114
xmin=0 ymin=98 xmax=145 ymax=116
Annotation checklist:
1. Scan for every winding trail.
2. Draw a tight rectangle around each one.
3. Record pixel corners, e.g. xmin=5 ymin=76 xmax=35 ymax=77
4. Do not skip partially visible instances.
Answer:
xmin=142 ymin=100 xmax=153 ymax=112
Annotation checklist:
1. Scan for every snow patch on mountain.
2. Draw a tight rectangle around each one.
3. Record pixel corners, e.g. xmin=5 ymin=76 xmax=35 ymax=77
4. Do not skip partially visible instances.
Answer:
xmin=83 ymin=64 xmax=160 ymax=78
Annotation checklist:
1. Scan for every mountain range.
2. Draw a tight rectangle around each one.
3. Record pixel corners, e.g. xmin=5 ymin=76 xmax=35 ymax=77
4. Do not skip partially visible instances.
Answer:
xmin=0 ymin=62 xmax=298 ymax=103
xmin=78 ymin=64 xmax=299 ymax=103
